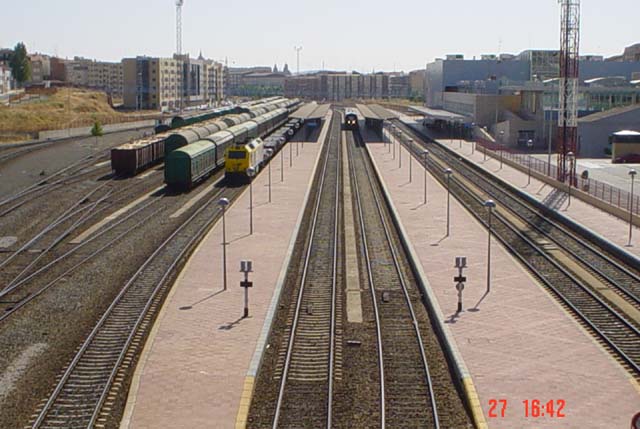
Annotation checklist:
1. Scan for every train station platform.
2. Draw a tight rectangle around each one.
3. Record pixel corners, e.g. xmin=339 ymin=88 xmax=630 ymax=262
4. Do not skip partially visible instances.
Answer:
xmin=119 ymin=112 xmax=332 ymax=428
xmin=430 ymin=135 xmax=640 ymax=258
xmin=365 ymin=129 xmax=640 ymax=428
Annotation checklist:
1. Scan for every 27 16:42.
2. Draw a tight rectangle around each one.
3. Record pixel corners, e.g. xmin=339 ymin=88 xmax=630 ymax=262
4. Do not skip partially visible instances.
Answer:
xmin=488 ymin=399 xmax=566 ymax=418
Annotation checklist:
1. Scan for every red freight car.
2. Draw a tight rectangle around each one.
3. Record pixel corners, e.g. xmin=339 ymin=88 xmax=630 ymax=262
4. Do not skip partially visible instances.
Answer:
xmin=110 ymin=135 xmax=167 ymax=176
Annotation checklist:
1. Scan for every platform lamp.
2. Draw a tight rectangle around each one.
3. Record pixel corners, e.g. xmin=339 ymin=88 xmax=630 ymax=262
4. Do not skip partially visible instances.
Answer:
xmin=408 ymin=138 xmax=414 ymax=183
xmin=484 ymin=199 xmax=496 ymax=293
xmin=392 ymin=125 xmax=397 ymax=160
xmin=566 ymin=151 xmax=575 ymax=209
xmin=628 ymin=169 xmax=637 ymax=247
xmin=398 ymin=130 xmax=403 ymax=169
xmin=471 ymin=122 xmax=476 ymax=154
xmin=445 ymin=168 xmax=453 ymax=237
xmin=218 ymin=197 xmax=230 ymax=291
xmin=526 ymin=139 xmax=534 ymax=186
xmin=422 ymin=149 xmax=429 ymax=205
xmin=499 ymin=130 xmax=505 ymax=170
xmin=247 ymin=167 xmax=256 ymax=235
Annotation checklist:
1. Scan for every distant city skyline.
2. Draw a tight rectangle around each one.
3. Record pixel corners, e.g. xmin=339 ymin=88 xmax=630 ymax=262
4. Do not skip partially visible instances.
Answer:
xmin=1 ymin=0 xmax=638 ymax=72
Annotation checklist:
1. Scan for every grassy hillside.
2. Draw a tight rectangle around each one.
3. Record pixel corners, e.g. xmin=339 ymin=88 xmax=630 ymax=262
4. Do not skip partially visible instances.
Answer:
xmin=0 ymin=88 xmax=157 ymax=142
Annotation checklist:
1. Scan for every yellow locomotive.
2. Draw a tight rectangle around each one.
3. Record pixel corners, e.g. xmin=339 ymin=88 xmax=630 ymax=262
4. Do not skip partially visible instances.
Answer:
xmin=224 ymin=138 xmax=265 ymax=181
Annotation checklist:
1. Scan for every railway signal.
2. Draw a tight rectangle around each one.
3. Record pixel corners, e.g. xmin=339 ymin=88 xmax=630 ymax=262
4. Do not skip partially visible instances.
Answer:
xmin=240 ymin=260 xmax=253 ymax=318
xmin=454 ymin=256 xmax=467 ymax=313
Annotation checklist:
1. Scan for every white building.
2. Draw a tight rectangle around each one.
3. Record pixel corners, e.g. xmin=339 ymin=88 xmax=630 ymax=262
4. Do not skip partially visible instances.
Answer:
xmin=0 ymin=65 xmax=13 ymax=94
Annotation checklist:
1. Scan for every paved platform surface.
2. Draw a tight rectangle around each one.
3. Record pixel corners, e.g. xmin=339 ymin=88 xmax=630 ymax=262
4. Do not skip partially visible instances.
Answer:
xmin=368 ymin=131 xmax=640 ymax=429
xmin=433 ymin=136 xmax=640 ymax=257
xmin=119 ymin=117 xmax=329 ymax=428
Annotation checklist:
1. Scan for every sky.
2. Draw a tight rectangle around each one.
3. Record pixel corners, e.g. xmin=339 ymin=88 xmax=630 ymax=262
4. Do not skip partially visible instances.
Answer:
xmin=1 ymin=0 xmax=638 ymax=73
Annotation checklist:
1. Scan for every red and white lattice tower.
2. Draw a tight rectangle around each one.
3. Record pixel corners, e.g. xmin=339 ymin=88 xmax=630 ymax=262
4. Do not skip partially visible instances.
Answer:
xmin=557 ymin=0 xmax=580 ymax=183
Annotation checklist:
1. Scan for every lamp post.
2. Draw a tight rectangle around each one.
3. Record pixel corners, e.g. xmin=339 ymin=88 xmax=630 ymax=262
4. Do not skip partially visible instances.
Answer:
xmin=499 ymin=130 xmax=505 ymax=170
xmin=566 ymin=151 xmax=575 ymax=209
xmin=471 ymin=122 xmax=476 ymax=155
xmin=218 ymin=197 xmax=230 ymax=291
xmin=459 ymin=120 xmax=463 ymax=149
xmin=280 ymin=145 xmax=284 ymax=182
xmin=484 ymin=199 xmax=496 ymax=293
xmin=268 ymin=159 xmax=272 ymax=203
xmin=289 ymin=141 xmax=293 ymax=167
xmin=387 ymin=124 xmax=391 ymax=153
xmin=527 ymin=139 xmax=534 ymax=186
xmin=398 ymin=131 xmax=403 ymax=169
xmin=422 ymin=150 xmax=429 ymax=205
xmin=483 ymin=126 xmax=488 ymax=161
xmin=445 ymin=168 xmax=453 ymax=237
xmin=628 ymin=169 xmax=637 ymax=247
xmin=408 ymin=138 xmax=413 ymax=182
xmin=392 ymin=125 xmax=397 ymax=160
xmin=247 ymin=167 xmax=256 ymax=235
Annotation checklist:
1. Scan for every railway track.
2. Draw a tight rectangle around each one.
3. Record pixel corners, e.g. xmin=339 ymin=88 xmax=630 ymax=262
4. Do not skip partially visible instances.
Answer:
xmin=347 ymin=129 xmax=440 ymax=428
xmin=393 ymin=121 xmax=640 ymax=377
xmin=271 ymin=112 xmax=342 ymax=428
xmin=28 ymin=180 xmax=244 ymax=428
xmin=0 ymin=173 xmax=166 ymax=315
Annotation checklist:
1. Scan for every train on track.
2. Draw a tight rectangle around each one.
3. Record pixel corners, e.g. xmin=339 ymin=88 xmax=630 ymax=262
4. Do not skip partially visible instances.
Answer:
xmin=344 ymin=108 xmax=359 ymax=130
xmin=164 ymin=108 xmax=301 ymax=188
xmin=110 ymin=98 xmax=299 ymax=176
xmin=224 ymin=117 xmax=304 ymax=181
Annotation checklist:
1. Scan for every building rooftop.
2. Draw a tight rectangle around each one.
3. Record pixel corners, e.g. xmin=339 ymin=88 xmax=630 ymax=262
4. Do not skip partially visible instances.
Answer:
xmin=578 ymin=103 xmax=640 ymax=123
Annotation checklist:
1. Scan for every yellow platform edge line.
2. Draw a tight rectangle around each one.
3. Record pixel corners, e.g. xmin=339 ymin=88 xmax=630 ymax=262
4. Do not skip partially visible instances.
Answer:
xmin=462 ymin=376 xmax=488 ymax=429
xmin=234 ymin=376 xmax=255 ymax=429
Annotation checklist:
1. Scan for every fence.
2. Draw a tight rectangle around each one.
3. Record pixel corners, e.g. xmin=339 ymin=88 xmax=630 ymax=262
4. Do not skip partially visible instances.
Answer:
xmin=475 ymin=137 xmax=639 ymax=216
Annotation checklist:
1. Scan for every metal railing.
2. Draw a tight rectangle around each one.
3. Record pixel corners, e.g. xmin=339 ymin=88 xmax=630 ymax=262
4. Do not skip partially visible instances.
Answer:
xmin=475 ymin=137 xmax=639 ymax=216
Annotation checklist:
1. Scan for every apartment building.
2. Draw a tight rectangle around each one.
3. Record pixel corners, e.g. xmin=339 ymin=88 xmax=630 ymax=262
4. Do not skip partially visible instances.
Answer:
xmin=123 ymin=56 xmax=183 ymax=111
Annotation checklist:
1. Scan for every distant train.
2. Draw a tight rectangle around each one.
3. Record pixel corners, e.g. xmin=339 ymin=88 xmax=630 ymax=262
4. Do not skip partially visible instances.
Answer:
xmin=344 ymin=108 xmax=359 ymax=130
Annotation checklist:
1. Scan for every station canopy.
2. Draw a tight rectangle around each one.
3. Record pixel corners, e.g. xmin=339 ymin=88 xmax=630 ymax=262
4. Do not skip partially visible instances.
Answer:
xmin=356 ymin=104 xmax=397 ymax=121
xmin=408 ymin=106 xmax=469 ymax=123
xmin=291 ymin=102 xmax=330 ymax=121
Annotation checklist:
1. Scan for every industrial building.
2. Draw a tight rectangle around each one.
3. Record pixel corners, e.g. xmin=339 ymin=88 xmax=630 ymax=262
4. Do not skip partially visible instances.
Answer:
xmin=577 ymin=104 xmax=640 ymax=158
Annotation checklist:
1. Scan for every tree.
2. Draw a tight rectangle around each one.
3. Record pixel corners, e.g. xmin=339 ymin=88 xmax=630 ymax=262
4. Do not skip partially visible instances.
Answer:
xmin=91 ymin=120 xmax=104 ymax=144
xmin=9 ymin=42 xmax=31 ymax=86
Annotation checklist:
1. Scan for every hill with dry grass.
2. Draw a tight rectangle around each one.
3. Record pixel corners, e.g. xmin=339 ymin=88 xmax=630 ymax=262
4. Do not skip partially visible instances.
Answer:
xmin=0 ymin=88 xmax=159 ymax=142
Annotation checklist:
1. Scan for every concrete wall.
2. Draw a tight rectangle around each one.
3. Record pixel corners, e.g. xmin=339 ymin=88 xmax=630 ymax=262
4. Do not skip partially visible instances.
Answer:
xmin=38 ymin=119 xmax=156 ymax=140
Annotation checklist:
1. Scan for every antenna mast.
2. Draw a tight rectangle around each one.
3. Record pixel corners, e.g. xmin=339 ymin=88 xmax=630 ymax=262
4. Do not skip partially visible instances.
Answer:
xmin=557 ymin=0 xmax=580 ymax=183
xmin=176 ymin=0 xmax=184 ymax=56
